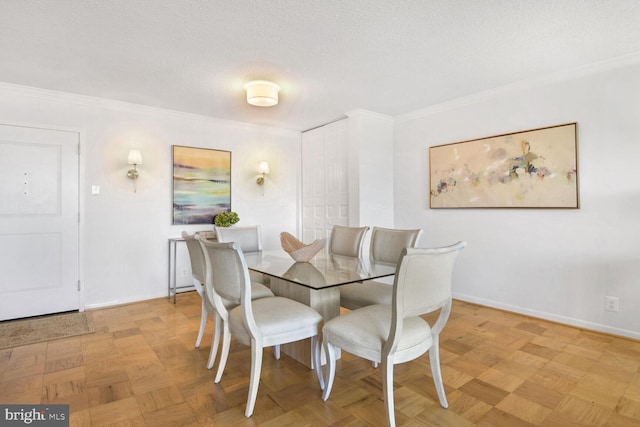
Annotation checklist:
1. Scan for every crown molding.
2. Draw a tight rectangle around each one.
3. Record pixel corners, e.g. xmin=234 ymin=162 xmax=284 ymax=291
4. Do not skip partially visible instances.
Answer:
xmin=396 ymin=50 xmax=640 ymax=124
xmin=0 ymin=81 xmax=300 ymax=137
xmin=302 ymin=115 xmax=348 ymax=132
xmin=345 ymin=108 xmax=393 ymax=122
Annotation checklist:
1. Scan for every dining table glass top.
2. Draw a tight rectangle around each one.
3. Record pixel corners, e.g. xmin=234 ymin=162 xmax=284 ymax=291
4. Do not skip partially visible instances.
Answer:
xmin=243 ymin=250 xmax=397 ymax=290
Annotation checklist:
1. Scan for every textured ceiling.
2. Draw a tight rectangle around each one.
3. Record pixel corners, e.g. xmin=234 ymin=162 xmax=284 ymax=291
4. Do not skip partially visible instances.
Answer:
xmin=1 ymin=0 xmax=639 ymax=131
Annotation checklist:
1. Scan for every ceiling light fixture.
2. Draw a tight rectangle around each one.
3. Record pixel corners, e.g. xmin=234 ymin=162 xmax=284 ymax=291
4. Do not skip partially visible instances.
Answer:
xmin=244 ymin=80 xmax=280 ymax=107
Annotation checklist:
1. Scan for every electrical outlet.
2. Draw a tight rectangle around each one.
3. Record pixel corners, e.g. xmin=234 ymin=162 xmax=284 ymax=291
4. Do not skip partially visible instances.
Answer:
xmin=605 ymin=296 xmax=619 ymax=312
xmin=180 ymin=268 xmax=189 ymax=277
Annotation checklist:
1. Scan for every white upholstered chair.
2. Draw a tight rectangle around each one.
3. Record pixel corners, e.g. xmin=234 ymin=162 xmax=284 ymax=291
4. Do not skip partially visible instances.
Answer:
xmin=181 ymin=231 xmax=214 ymax=351
xmin=198 ymin=239 xmax=325 ymax=417
xmin=189 ymin=233 xmax=273 ymax=372
xmin=328 ymin=225 xmax=369 ymax=258
xmin=215 ymin=225 xmax=269 ymax=286
xmin=322 ymin=241 xmax=466 ymax=427
xmin=340 ymin=227 xmax=423 ymax=310
xmin=215 ymin=225 xmax=262 ymax=252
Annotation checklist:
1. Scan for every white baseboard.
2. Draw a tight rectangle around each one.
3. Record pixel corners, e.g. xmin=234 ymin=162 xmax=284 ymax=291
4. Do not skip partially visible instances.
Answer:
xmin=84 ymin=290 xmax=172 ymax=310
xmin=453 ymin=292 xmax=640 ymax=341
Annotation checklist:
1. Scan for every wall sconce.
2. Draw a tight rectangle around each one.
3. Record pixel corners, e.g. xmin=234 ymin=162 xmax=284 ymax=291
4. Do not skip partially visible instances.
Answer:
xmin=256 ymin=161 xmax=269 ymax=185
xmin=244 ymin=81 xmax=280 ymax=107
xmin=127 ymin=149 xmax=142 ymax=192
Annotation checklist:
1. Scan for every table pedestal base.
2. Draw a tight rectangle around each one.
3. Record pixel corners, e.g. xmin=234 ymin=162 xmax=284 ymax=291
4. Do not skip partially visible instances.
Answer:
xmin=270 ymin=277 xmax=341 ymax=369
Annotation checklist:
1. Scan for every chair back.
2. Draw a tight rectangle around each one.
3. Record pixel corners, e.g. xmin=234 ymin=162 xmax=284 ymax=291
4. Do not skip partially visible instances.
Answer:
xmin=393 ymin=241 xmax=466 ymax=318
xmin=215 ymin=225 xmax=262 ymax=253
xmin=198 ymin=238 xmax=263 ymax=344
xmin=383 ymin=241 xmax=465 ymax=358
xmin=181 ymin=231 xmax=206 ymax=284
xmin=369 ymin=227 xmax=423 ymax=265
xmin=328 ymin=225 xmax=369 ymax=258
xmin=198 ymin=239 xmax=250 ymax=306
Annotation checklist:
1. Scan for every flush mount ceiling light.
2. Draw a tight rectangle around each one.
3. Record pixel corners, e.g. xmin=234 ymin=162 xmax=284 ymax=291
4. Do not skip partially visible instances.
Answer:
xmin=244 ymin=80 xmax=280 ymax=107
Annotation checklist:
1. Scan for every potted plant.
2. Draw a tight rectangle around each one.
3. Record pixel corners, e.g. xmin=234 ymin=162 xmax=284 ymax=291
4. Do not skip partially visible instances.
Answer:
xmin=214 ymin=211 xmax=240 ymax=227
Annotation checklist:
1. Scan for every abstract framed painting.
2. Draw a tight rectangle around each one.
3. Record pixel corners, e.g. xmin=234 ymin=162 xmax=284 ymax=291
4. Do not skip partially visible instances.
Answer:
xmin=429 ymin=123 xmax=579 ymax=208
xmin=172 ymin=145 xmax=231 ymax=224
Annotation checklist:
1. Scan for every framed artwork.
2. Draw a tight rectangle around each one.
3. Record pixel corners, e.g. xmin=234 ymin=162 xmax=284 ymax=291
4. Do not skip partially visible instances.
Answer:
xmin=429 ymin=123 xmax=579 ymax=208
xmin=172 ymin=145 xmax=231 ymax=224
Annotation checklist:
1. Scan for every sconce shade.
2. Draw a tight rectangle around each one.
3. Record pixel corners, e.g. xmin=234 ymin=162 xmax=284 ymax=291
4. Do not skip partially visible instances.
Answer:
xmin=127 ymin=149 xmax=142 ymax=192
xmin=128 ymin=149 xmax=142 ymax=165
xmin=256 ymin=161 xmax=270 ymax=186
xmin=258 ymin=161 xmax=270 ymax=174
xmin=244 ymin=81 xmax=279 ymax=107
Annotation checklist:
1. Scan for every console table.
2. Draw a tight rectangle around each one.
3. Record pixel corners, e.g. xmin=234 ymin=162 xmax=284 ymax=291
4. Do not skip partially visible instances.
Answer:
xmin=168 ymin=237 xmax=190 ymax=304
xmin=168 ymin=231 xmax=217 ymax=304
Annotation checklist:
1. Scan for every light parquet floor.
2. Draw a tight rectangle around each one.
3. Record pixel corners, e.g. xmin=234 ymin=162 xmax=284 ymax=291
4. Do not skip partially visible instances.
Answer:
xmin=1 ymin=293 xmax=640 ymax=426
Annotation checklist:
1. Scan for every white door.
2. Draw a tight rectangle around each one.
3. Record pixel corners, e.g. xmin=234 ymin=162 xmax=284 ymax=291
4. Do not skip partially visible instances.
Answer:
xmin=0 ymin=124 xmax=80 ymax=320
xmin=322 ymin=119 xmax=349 ymax=236
xmin=302 ymin=120 xmax=348 ymax=242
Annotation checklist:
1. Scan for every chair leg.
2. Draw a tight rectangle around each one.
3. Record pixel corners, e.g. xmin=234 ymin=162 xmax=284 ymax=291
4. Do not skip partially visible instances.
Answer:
xmin=214 ymin=324 xmax=231 ymax=383
xmin=311 ymin=335 xmax=324 ymax=390
xmin=272 ymin=344 xmax=281 ymax=360
xmin=429 ymin=337 xmax=448 ymax=408
xmin=195 ymin=299 xmax=207 ymax=348
xmin=207 ymin=311 xmax=222 ymax=369
xmin=322 ymin=340 xmax=337 ymax=401
xmin=245 ymin=342 xmax=263 ymax=417
xmin=382 ymin=358 xmax=396 ymax=427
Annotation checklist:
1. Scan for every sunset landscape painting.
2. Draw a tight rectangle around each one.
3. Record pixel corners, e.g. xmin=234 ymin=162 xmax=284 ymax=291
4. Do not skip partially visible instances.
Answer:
xmin=172 ymin=146 xmax=231 ymax=224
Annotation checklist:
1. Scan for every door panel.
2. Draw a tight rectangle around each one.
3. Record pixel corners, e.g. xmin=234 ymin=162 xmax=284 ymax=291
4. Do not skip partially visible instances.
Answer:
xmin=302 ymin=120 xmax=348 ymax=243
xmin=322 ymin=120 xmax=348 ymax=236
xmin=0 ymin=124 xmax=79 ymax=320
xmin=1 ymin=233 xmax=62 ymax=293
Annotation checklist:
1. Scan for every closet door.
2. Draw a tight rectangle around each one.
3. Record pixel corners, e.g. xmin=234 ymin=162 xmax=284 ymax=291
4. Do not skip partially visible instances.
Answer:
xmin=302 ymin=120 xmax=348 ymax=243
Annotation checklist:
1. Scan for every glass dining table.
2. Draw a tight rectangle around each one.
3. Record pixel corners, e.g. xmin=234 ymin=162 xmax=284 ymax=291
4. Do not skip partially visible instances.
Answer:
xmin=243 ymin=249 xmax=397 ymax=368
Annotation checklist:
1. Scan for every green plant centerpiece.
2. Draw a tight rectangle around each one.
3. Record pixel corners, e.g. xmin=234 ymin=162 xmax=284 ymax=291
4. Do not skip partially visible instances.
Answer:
xmin=214 ymin=211 xmax=240 ymax=227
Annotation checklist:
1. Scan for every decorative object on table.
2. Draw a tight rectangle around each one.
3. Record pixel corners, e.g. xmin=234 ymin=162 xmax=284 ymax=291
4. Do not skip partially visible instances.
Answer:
xmin=172 ymin=145 xmax=231 ymax=225
xmin=280 ymin=232 xmax=326 ymax=262
xmin=214 ymin=211 xmax=240 ymax=227
xmin=429 ymin=122 xmax=579 ymax=209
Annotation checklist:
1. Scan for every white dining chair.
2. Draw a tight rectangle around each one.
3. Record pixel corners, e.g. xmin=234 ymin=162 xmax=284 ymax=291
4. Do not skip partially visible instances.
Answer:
xmin=199 ymin=239 xmax=325 ymax=417
xmin=181 ymin=231 xmax=214 ymax=351
xmin=328 ymin=225 xmax=369 ymax=258
xmin=215 ymin=225 xmax=262 ymax=252
xmin=340 ymin=227 xmax=423 ymax=310
xmin=322 ymin=241 xmax=466 ymax=427
xmin=190 ymin=233 xmax=274 ymax=372
xmin=215 ymin=225 xmax=270 ymax=287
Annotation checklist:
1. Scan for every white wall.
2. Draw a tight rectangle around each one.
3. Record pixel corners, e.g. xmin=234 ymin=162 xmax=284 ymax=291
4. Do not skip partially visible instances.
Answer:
xmin=0 ymin=83 xmax=301 ymax=309
xmin=3 ymin=55 xmax=639 ymax=339
xmin=346 ymin=109 xmax=395 ymax=229
xmin=393 ymin=57 xmax=640 ymax=339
